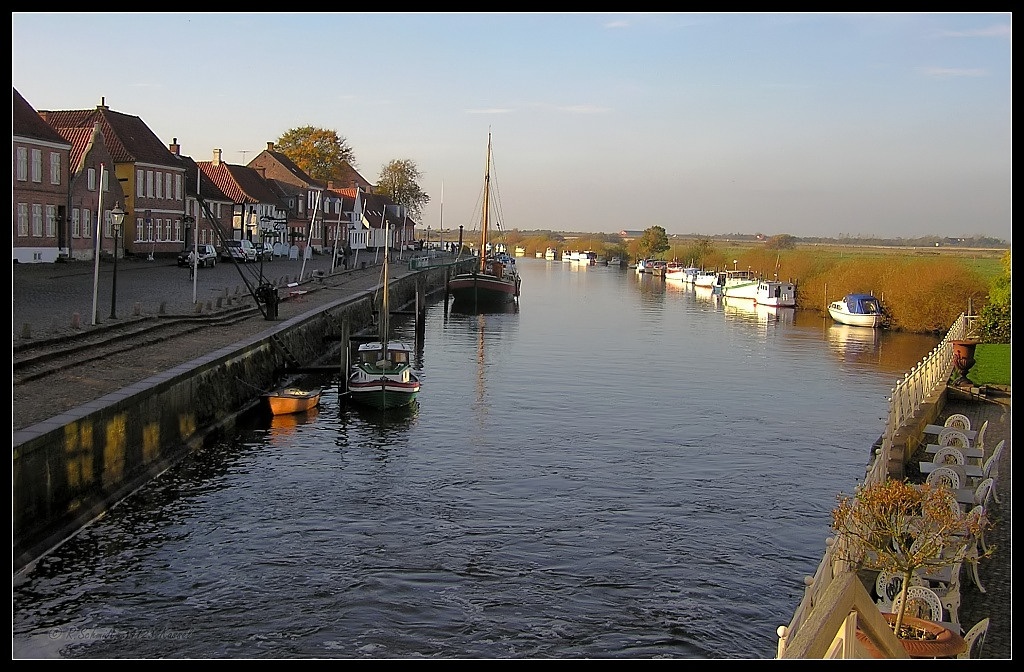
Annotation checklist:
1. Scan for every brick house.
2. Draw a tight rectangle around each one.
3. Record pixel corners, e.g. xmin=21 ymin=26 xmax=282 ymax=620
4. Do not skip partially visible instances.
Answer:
xmin=38 ymin=98 xmax=187 ymax=260
xmin=198 ymin=149 xmax=286 ymax=250
xmin=55 ymin=122 xmax=128 ymax=262
xmin=167 ymin=140 xmax=234 ymax=253
xmin=12 ymin=87 xmax=72 ymax=263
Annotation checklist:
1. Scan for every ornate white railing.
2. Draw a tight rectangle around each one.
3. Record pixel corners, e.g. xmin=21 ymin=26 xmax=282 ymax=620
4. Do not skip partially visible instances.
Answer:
xmin=776 ymin=313 xmax=975 ymax=658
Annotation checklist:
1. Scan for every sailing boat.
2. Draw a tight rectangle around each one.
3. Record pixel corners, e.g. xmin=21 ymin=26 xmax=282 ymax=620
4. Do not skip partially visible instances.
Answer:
xmin=347 ymin=222 xmax=421 ymax=410
xmin=448 ymin=132 xmax=521 ymax=312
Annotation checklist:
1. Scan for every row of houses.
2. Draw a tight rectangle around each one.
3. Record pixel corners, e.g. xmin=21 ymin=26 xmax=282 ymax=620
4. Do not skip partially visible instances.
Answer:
xmin=13 ymin=87 xmax=418 ymax=264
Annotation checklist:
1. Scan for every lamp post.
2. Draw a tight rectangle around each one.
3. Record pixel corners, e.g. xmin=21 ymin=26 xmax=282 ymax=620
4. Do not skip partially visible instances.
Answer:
xmin=109 ymin=204 xmax=125 ymax=319
xmin=259 ymin=215 xmax=272 ymax=284
xmin=733 ymin=259 xmax=738 ymax=271
xmin=183 ymin=214 xmax=197 ymax=304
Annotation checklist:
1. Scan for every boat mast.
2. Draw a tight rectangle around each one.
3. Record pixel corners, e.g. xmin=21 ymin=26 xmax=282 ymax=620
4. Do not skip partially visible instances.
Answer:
xmin=480 ymin=132 xmax=491 ymax=272
xmin=381 ymin=215 xmax=390 ymax=354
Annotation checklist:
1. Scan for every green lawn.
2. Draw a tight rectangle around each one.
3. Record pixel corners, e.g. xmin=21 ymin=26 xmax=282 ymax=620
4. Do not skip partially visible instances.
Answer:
xmin=966 ymin=344 xmax=1011 ymax=387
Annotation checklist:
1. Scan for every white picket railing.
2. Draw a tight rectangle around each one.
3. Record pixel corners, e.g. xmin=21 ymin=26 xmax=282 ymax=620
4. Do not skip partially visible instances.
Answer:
xmin=776 ymin=313 xmax=976 ymax=658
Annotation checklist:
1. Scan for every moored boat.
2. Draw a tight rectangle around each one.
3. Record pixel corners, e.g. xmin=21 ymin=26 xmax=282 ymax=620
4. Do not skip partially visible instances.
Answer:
xmin=754 ymin=280 xmax=797 ymax=307
xmin=545 ymin=247 xmax=557 ymax=260
xmin=715 ymin=269 xmax=756 ymax=296
xmin=448 ymin=132 xmax=521 ymax=312
xmin=828 ymin=292 xmax=887 ymax=328
xmin=348 ymin=218 xmax=421 ymax=410
xmin=265 ymin=386 xmax=321 ymax=415
xmin=693 ymin=269 xmax=719 ymax=288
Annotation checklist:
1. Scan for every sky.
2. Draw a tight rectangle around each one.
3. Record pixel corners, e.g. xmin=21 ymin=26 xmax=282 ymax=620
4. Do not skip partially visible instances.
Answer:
xmin=12 ymin=12 xmax=1012 ymax=242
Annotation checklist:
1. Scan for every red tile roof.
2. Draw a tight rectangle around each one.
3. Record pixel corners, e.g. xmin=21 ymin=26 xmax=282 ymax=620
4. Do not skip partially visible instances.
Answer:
xmin=37 ymin=103 xmax=178 ymax=167
xmin=198 ymin=161 xmax=284 ymax=207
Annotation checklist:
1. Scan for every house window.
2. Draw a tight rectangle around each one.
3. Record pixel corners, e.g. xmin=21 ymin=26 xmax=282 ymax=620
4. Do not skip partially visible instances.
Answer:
xmin=135 ymin=217 xmax=143 ymax=242
xmin=88 ymin=168 xmax=97 ymax=191
xmin=174 ymin=219 xmax=181 ymax=241
xmin=104 ymin=210 xmax=112 ymax=239
xmin=102 ymin=169 xmax=109 ymax=192
xmin=32 ymin=204 xmax=43 ymax=236
xmin=46 ymin=205 xmax=57 ymax=237
xmin=31 ymin=149 xmax=42 ymax=183
xmin=146 ymin=170 xmax=154 ymax=198
xmin=82 ymin=209 xmax=92 ymax=237
xmin=155 ymin=171 xmax=163 ymax=199
xmin=72 ymin=208 xmax=81 ymax=237
xmin=175 ymin=174 xmax=182 ymax=201
xmin=165 ymin=174 xmax=172 ymax=200
xmin=50 ymin=152 xmax=61 ymax=185
xmin=147 ymin=219 xmax=154 ymax=242
xmin=17 ymin=147 xmax=27 ymax=181
xmin=17 ymin=203 xmax=29 ymax=237
xmin=137 ymin=169 xmax=145 ymax=197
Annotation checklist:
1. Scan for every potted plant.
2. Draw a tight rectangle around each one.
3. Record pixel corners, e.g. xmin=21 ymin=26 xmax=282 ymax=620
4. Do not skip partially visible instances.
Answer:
xmin=830 ymin=478 xmax=988 ymax=657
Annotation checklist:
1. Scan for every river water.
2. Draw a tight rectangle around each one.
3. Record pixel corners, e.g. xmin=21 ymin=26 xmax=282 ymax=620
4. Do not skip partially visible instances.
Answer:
xmin=12 ymin=258 xmax=940 ymax=660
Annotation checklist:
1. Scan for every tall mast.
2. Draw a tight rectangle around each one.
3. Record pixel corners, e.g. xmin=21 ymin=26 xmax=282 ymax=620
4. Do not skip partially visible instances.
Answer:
xmin=480 ymin=132 xmax=491 ymax=272
xmin=381 ymin=216 xmax=390 ymax=352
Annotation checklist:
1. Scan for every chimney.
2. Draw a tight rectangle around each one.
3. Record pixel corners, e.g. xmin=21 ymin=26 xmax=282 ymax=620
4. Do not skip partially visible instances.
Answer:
xmin=327 ymin=180 xmax=335 ymax=190
xmin=169 ymin=137 xmax=180 ymax=156
xmin=213 ymin=148 xmax=222 ymax=166
xmin=98 ymin=97 xmax=108 ymax=110
xmin=266 ymin=142 xmax=274 ymax=151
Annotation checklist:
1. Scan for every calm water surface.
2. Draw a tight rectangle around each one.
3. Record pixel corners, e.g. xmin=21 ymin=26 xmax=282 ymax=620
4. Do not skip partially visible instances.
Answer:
xmin=12 ymin=258 xmax=939 ymax=659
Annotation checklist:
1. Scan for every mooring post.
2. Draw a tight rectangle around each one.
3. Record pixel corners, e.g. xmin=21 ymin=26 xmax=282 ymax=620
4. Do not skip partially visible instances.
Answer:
xmin=416 ymin=277 xmax=426 ymax=339
xmin=340 ymin=316 xmax=350 ymax=398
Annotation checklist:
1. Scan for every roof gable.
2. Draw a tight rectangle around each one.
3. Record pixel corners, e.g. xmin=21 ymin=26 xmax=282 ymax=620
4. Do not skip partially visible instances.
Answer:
xmin=199 ymin=161 xmax=284 ymax=207
xmin=38 ymin=101 xmax=178 ymax=167
xmin=13 ymin=88 xmax=70 ymax=145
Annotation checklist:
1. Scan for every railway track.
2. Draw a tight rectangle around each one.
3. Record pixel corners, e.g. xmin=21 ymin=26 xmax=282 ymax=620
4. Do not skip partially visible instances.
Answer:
xmin=13 ymin=305 xmax=260 ymax=386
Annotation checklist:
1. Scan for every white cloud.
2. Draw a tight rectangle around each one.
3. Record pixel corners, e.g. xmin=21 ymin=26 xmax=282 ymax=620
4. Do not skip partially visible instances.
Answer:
xmin=933 ymin=24 xmax=1011 ymax=39
xmin=465 ymin=107 xmax=514 ymax=115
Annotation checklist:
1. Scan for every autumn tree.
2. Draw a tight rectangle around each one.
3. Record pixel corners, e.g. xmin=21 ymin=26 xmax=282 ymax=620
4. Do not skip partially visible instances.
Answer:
xmin=375 ymin=159 xmax=430 ymax=222
xmin=637 ymin=226 xmax=670 ymax=260
xmin=275 ymin=126 xmax=357 ymax=181
xmin=765 ymin=234 xmax=797 ymax=250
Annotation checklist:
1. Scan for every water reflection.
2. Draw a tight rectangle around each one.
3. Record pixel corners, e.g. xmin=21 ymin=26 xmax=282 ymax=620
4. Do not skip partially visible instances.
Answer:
xmin=722 ymin=297 xmax=795 ymax=325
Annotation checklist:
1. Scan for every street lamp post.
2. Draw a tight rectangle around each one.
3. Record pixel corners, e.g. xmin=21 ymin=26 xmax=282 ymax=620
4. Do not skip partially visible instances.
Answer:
xmin=183 ymin=214 xmax=197 ymax=304
xmin=733 ymin=259 xmax=738 ymax=271
xmin=109 ymin=204 xmax=125 ymax=319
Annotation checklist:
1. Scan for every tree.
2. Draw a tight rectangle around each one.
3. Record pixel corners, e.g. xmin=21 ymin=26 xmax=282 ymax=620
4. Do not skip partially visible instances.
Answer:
xmin=977 ymin=250 xmax=1010 ymax=343
xmin=637 ymin=226 xmax=670 ymax=260
xmin=374 ymin=159 xmax=430 ymax=222
xmin=275 ymin=126 xmax=357 ymax=181
xmin=765 ymin=234 xmax=797 ymax=250
xmin=831 ymin=479 xmax=987 ymax=637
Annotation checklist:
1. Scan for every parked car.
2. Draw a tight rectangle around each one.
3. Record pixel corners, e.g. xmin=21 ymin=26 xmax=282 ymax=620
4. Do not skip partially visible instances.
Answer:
xmin=221 ymin=239 xmax=258 ymax=263
xmin=254 ymin=242 xmax=273 ymax=261
xmin=177 ymin=244 xmax=218 ymax=268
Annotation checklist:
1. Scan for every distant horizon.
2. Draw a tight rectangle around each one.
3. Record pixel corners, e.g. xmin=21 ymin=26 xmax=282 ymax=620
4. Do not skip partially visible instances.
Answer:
xmin=13 ymin=12 xmax=1011 ymax=242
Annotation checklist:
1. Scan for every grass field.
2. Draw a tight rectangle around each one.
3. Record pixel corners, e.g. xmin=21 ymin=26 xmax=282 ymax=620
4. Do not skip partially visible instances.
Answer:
xmin=967 ymin=343 xmax=1011 ymax=387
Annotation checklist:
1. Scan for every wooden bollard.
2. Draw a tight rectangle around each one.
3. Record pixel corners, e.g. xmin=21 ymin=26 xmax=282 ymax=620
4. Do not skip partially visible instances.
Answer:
xmin=71 ymin=312 xmax=81 ymax=329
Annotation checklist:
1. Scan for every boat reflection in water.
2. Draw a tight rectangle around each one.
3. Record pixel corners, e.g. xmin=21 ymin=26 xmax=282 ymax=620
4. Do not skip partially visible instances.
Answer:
xmin=722 ymin=296 xmax=795 ymax=325
xmin=693 ymin=283 xmax=722 ymax=309
xmin=827 ymin=323 xmax=882 ymax=364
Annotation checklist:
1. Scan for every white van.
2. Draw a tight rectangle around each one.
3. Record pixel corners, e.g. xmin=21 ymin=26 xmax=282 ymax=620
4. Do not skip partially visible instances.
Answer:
xmin=221 ymin=239 xmax=258 ymax=263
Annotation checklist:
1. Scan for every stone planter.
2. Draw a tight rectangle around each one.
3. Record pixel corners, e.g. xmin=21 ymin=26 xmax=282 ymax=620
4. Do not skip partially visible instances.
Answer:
xmin=950 ymin=338 xmax=980 ymax=387
xmin=856 ymin=613 xmax=966 ymax=658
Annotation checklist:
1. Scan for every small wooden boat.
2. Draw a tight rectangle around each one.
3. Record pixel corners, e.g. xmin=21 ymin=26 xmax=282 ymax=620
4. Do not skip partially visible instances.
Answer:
xmin=265 ymin=387 xmax=322 ymax=415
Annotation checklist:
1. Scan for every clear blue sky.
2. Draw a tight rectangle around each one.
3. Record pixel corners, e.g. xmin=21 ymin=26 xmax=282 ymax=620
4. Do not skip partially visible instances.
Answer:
xmin=13 ymin=12 xmax=1012 ymax=242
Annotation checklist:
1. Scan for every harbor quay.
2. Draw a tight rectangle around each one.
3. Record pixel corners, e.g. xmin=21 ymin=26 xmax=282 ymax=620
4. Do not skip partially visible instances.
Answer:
xmin=12 ymin=251 xmax=462 ymax=573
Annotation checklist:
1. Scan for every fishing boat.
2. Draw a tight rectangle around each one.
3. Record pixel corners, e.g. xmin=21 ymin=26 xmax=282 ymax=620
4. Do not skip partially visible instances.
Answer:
xmin=693 ymin=269 xmax=719 ymax=288
xmin=448 ymin=132 xmax=522 ymax=312
xmin=545 ymin=248 xmax=557 ymax=260
xmin=347 ymin=221 xmax=421 ymax=410
xmin=265 ymin=386 xmax=322 ymax=415
xmin=828 ymin=292 xmax=887 ymax=328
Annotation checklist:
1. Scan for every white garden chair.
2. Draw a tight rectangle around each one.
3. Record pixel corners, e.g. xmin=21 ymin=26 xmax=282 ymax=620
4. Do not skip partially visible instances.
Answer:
xmin=931 ymin=445 xmax=966 ymax=466
xmin=958 ymin=617 xmax=990 ymax=658
xmin=937 ymin=427 xmax=970 ymax=449
xmin=943 ymin=414 xmax=972 ymax=431
xmin=891 ymin=585 xmax=945 ymax=623
xmin=925 ymin=466 xmax=963 ymax=490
